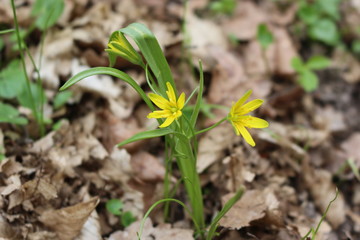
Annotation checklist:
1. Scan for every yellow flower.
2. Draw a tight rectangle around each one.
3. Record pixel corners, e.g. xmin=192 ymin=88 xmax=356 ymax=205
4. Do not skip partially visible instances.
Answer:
xmin=147 ymin=82 xmax=185 ymax=128
xmin=228 ymin=90 xmax=269 ymax=147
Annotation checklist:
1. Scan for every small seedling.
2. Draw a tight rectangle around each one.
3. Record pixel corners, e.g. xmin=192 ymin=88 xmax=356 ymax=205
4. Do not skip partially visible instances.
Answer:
xmin=209 ymin=0 xmax=237 ymax=15
xmin=291 ymin=55 xmax=331 ymax=92
xmin=256 ymin=23 xmax=274 ymax=75
xmin=257 ymin=24 xmax=274 ymax=50
xmin=297 ymin=0 xmax=341 ymax=46
xmin=106 ymin=199 xmax=136 ymax=227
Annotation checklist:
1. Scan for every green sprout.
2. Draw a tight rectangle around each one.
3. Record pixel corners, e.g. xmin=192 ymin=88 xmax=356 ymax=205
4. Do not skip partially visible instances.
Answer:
xmin=291 ymin=55 xmax=331 ymax=92
xmin=106 ymin=199 xmax=136 ymax=227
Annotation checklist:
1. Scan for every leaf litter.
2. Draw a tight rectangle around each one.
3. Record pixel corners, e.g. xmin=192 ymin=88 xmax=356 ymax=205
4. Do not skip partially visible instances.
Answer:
xmin=1 ymin=0 xmax=360 ymax=239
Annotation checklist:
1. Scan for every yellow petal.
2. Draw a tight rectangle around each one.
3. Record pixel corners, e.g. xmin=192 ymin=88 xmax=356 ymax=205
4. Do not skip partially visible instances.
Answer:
xmin=237 ymin=124 xmax=256 ymax=147
xmin=231 ymin=90 xmax=252 ymax=115
xmin=166 ymin=82 xmax=176 ymax=103
xmin=236 ymin=99 xmax=264 ymax=115
xmin=147 ymin=110 xmax=172 ymax=119
xmin=148 ymin=93 xmax=171 ymax=109
xmin=159 ymin=115 xmax=176 ymax=128
xmin=177 ymin=92 xmax=185 ymax=109
xmin=240 ymin=116 xmax=269 ymax=129
xmin=230 ymin=121 xmax=240 ymax=136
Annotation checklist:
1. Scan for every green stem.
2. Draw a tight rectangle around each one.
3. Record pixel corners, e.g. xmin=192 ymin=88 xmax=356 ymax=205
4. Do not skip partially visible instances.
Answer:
xmin=0 ymin=29 xmax=15 ymax=34
xmin=195 ymin=117 xmax=227 ymax=135
xmin=11 ymin=0 xmax=41 ymax=134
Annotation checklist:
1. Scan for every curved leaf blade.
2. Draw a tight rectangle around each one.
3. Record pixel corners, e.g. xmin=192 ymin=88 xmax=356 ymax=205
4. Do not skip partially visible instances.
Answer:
xmin=117 ymin=128 xmax=174 ymax=147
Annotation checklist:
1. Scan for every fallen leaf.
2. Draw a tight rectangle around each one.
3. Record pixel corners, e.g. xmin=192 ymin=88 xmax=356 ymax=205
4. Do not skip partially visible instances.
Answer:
xmin=131 ymin=151 xmax=166 ymax=182
xmin=341 ymin=132 xmax=360 ymax=167
xmin=219 ymin=190 xmax=269 ymax=229
xmin=304 ymin=169 xmax=345 ymax=228
xmin=222 ymin=0 xmax=266 ymax=40
xmin=187 ymin=13 xmax=229 ymax=70
xmin=197 ymin=124 xmax=235 ymax=173
xmin=39 ymin=197 xmax=99 ymax=240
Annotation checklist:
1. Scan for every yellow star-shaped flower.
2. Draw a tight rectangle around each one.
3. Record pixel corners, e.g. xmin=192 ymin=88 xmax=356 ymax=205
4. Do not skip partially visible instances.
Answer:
xmin=147 ymin=82 xmax=185 ymax=128
xmin=228 ymin=90 xmax=269 ymax=147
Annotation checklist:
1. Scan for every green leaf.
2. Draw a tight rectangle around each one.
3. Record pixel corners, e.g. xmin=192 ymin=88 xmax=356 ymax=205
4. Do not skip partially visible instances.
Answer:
xmin=308 ymin=18 xmax=339 ymax=46
xmin=207 ymin=187 xmax=245 ymax=240
xmin=18 ymin=83 xmax=44 ymax=110
xmin=120 ymin=23 xmax=175 ymax=96
xmin=352 ymin=40 xmax=360 ymax=54
xmin=0 ymin=102 xmax=28 ymax=125
xmin=256 ymin=24 xmax=274 ymax=49
xmin=0 ymin=29 xmax=15 ymax=35
xmin=106 ymin=199 xmax=123 ymax=216
xmin=306 ymin=56 xmax=331 ymax=70
xmin=298 ymin=4 xmax=320 ymax=25
xmin=121 ymin=211 xmax=136 ymax=227
xmin=31 ymin=0 xmax=64 ymax=30
xmin=210 ymin=0 xmax=237 ymax=15
xmin=190 ymin=61 xmax=204 ymax=129
xmin=53 ymin=90 xmax=72 ymax=109
xmin=298 ymin=70 xmax=318 ymax=92
xmin=0 ymin=60 xmax=26 ymax=99
xmin=117 ymin=128 xmax=175 ymax=148
xmin=291 ymin=57 xmax=305 ymax=73
xmin=60 ymin=67 xmax=155 ymax=111
xmin=316 ymin=0 xmax=340 ymax=20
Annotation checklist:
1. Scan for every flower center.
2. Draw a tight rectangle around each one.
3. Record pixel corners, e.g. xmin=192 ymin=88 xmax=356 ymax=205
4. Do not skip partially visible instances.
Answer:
xmin=170 ymin=107 xmax=178 ymax=113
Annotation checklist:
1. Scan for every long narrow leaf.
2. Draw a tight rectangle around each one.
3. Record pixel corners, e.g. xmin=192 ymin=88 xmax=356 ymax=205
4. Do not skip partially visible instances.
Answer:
xmin=190 ymin=61 xmax=204 ymax=128
xmin=120 ymin=23 xmax=175 ymax=96
xmin=207 ymin=187 xmax=245 ymax=240
xmin=59 ymin=67 xmax=154 ymax=111
xmin=117 ymin=128 xmax=174 ymax=147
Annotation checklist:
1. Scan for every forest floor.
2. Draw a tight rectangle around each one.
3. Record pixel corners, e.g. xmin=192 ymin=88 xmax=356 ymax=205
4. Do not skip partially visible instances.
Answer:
xmin=1 ymin=0 xmax=360 ymax=239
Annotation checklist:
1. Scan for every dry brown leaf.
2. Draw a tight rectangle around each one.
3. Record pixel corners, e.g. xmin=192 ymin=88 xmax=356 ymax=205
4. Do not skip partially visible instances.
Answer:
xmin=108 ymin=218 xmax=193 ymax=240
xmin=219 ymin=190 xmax=269 ymax=229
xmin=22 ymin=178 xmax=57 ymax=200
xmin=1 ymin=175 xmax=21 ymax=196
xmin=187 ymin=13 xmax=229 ymax=70
xmin=27 ymin=231 xmax=58 ymax=240
xmin=207 ymin=47 xmax=271 ymax=108
xmin=222 ymin=0 xmax=266 ymax=40
xmin=341 ymin=132 xmax=360 ymax=167
xmin=304 ymin=169 xmax=345 ymax=228
xmin=0 ymin=158 xmax=24 ymax=177
xmin=0 ymin=216 xmax=20 ymax=239
xmin=77 ymin=208 xmax=102 ymax=240
xmin=39 ymin=197 xmax=99 ymax=240
xmin=273 ymin=27 xmax=298 ymax=76
xmin=332 ymin=48 xmax=360 ymax=83
xmin=99 ymin=148 xmax=133 ymax=184
xmin=242 ymin=40 xmax=275 ymax=77
xmin=197 ymin=124 xmax=235 ymax=173
xmin=131 ymin=151 xmax=166 ymax=182
xmin=97 ymin=110 xmax=145 ymax=153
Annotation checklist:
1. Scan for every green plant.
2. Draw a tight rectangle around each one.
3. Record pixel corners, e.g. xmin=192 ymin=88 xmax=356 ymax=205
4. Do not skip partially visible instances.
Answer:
xmin=209 ymin=0 xmax=237 ymax=15
xmin=60 ymin=23 xmax=268 ymax=239
xmin=297 ymin=0 xmax=341 ymax=46
xmin=291 ymin=55 xmax=331 ymax=92
xmin=2 ymin=0 xmax=64 ymax=136
xmin=256 ymin=23 xmax=274 ymax=75
xmin=257 ymin=24 xmax=274 ymax=50
xmin=106 ymin=199 xmax=137 ymax=227
xmin=301 ymin=188 xmax=339 ymax=240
